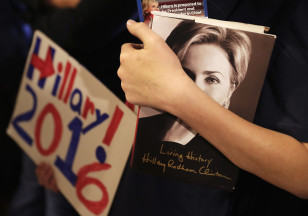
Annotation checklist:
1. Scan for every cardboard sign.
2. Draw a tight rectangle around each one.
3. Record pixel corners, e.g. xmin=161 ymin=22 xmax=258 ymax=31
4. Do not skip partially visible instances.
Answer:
xmin=6 ymin=30 xmax=137 ymax=216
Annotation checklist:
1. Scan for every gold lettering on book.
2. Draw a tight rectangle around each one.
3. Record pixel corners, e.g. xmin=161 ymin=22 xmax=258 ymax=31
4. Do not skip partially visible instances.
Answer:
xmin=185 ymin=151 xmax=212 ymax=168
xmin=142 ymin=153 xmax=166 ymax=172
xmin=199 ymin=166 xmax=232 ymax=180
xmin=160 ymin=143 xmax=184 ymax=162
xmin=141 ymin=145 xmax=232 ymax=181
xmin=167 ymin=159 xmax=197 ymax=174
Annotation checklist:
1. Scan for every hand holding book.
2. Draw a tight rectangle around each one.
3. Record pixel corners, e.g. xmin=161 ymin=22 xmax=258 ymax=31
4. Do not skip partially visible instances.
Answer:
xmin=118 ymin=19 xmax=190 ymax=112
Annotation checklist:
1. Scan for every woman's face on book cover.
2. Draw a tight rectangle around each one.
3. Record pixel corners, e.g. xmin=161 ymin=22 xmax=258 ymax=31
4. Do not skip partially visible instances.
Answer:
xmin=181 ymin=44 xmax=234 ymax=106
xmin=146 ymin=2 xmax=159 ymax=13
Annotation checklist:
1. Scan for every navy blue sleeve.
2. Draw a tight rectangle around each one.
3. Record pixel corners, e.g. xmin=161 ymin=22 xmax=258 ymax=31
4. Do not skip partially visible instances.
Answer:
xmin=253 ymin=0 xmax=308 ymax=142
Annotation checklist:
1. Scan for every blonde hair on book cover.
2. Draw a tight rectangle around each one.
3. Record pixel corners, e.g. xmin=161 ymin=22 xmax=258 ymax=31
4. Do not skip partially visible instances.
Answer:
xmin=142 ymin=0 xmax=159 ymax=17
xmin=166 ymin=20 xmax=252 ymax=91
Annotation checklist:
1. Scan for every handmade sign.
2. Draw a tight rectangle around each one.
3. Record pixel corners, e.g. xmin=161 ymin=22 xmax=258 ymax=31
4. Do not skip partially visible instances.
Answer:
xmin=6 ymin=30 xmax=137 ymax=216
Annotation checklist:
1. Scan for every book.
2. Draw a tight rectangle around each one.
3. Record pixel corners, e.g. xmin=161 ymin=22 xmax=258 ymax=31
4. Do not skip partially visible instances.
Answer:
xmin=137 ymin=0 xmax=208 ymax=27
xmin=131 ymin=11 xmax=276 ymax=191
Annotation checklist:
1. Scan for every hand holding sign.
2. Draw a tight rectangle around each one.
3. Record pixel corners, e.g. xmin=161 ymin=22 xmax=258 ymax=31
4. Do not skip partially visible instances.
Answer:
xmin=36 ymin=162 xmax=59 ymax=193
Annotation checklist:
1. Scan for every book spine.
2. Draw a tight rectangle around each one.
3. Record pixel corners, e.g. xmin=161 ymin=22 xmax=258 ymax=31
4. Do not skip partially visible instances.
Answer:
xmin=130 ymin=107 xmax=141 ymax=167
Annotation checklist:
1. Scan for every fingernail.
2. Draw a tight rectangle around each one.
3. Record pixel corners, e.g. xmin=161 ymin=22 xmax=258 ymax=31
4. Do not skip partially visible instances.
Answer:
xmin=127 ymin=19 xmax=136 ymax=26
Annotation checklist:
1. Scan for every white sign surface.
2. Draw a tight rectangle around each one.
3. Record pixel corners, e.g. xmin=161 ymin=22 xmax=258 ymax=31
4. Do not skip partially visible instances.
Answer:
xmin=7 ymin=30 xmax=137 ymax=216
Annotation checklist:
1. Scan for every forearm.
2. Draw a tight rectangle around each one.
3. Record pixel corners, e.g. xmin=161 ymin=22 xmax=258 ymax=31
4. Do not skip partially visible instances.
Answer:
xmin=167 ymin=77 xmax=308 ymax=198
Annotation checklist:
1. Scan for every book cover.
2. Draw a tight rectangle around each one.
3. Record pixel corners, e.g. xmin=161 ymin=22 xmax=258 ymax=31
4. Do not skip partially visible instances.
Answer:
xmin=137 ymin=0 xmax=208 ymax=27
xmin=131 ymin=12 xmax=276 ymax=191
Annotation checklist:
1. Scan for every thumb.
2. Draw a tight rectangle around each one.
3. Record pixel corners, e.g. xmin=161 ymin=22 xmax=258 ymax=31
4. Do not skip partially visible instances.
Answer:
xmin=126 ymin=19 xmax=161 ymax=48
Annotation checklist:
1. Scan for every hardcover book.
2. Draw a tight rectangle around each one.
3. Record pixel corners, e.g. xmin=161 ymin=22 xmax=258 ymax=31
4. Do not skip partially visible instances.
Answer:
xmin=131 ymin=11 xmax=276 ymax=191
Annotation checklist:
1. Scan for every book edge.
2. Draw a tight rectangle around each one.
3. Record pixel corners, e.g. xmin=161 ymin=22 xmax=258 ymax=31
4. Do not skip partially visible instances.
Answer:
xmin=152 ymin=11 xmax=276 ymax=36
